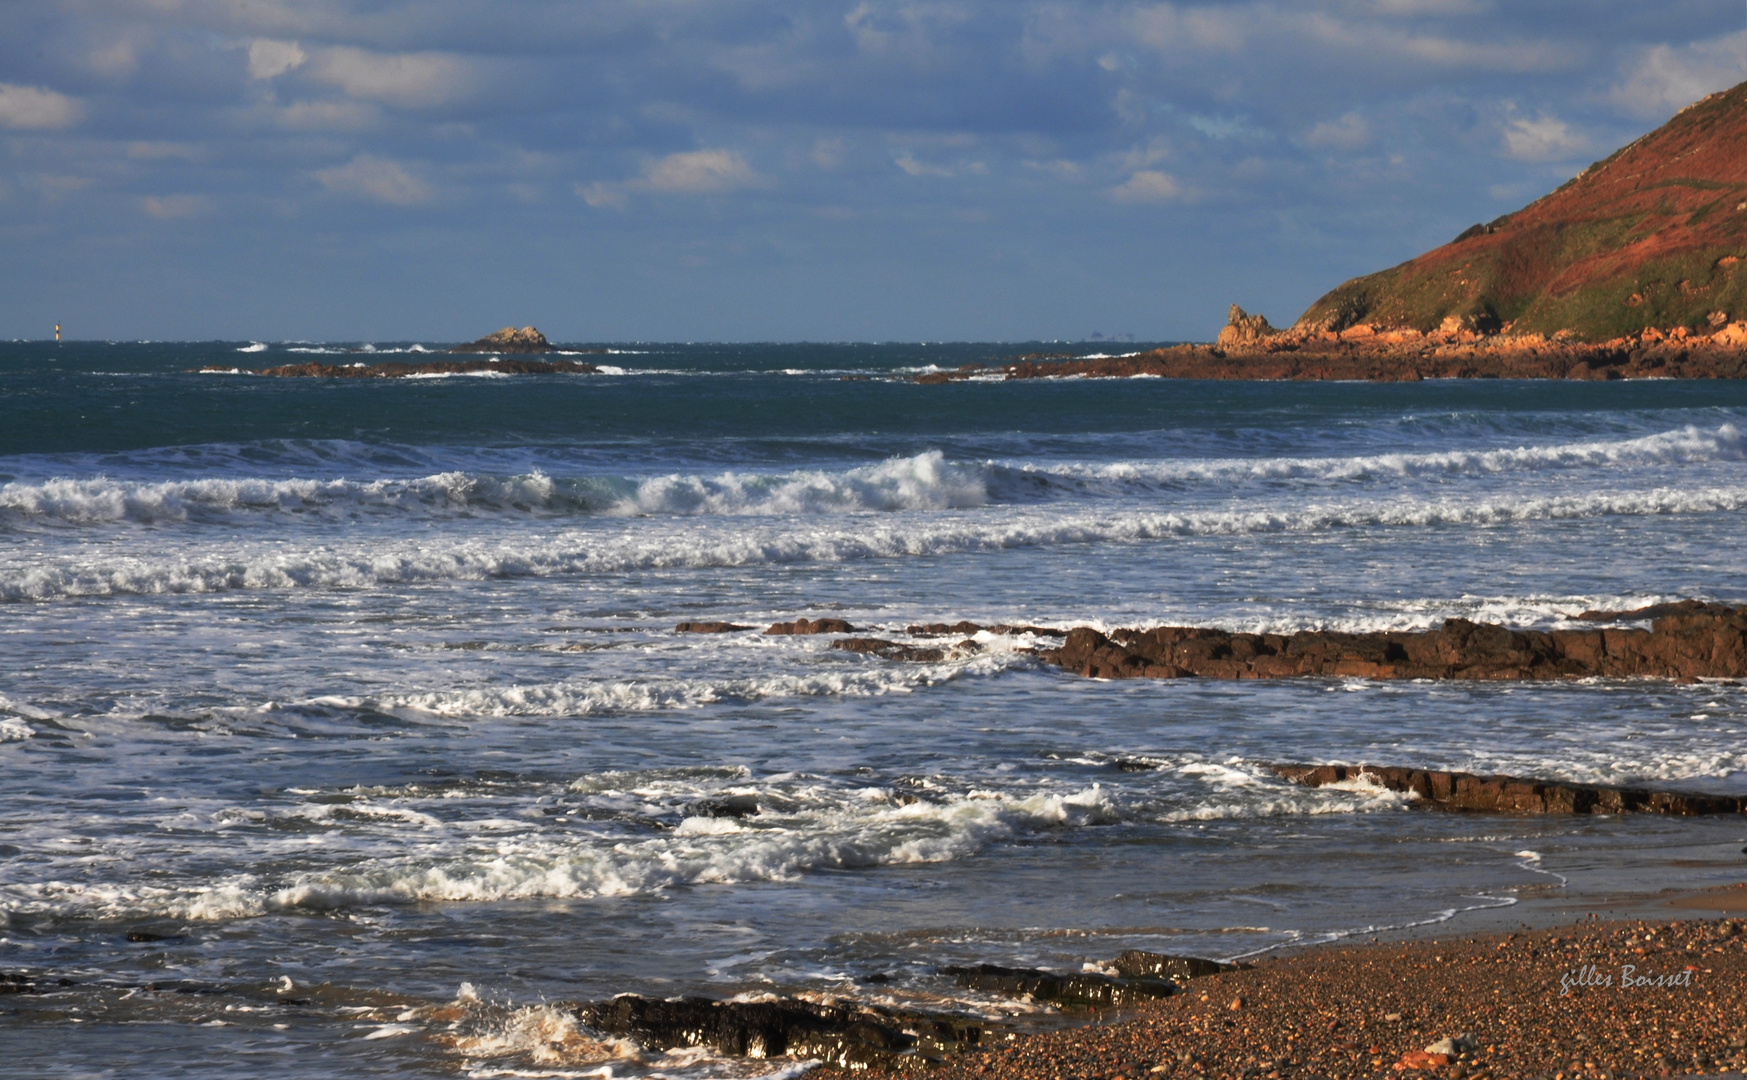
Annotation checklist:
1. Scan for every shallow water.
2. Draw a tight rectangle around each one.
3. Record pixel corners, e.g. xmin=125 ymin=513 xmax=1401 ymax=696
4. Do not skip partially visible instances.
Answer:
xmin=3 ymin=341 xmax=1746 ymax=1077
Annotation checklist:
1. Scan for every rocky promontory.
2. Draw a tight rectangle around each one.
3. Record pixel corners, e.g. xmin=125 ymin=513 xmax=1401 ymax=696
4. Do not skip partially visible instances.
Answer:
xmin=923 ymin=80 xmax=1747 ymax=383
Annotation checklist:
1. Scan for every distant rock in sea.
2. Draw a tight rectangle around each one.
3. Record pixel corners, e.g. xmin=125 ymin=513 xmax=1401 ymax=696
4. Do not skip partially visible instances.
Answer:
xmin=450 ymin=326 xmax=555 ymax=354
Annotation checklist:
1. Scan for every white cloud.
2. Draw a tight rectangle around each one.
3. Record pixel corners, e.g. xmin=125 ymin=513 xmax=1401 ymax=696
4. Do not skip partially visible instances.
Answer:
xmin=247 ymin=38 xmax=307 ymax=80
xmin=1501 ymin=111 xmax=1587 ymax=162
xmin=142 ymin=194 xmax=211 ymax=219
xmin=577 ymin=181 xmax=628 ymax=210
xmin=579 ymin=149 xmax=764 ymax=209
xmin=312 ymin=154 xmax=433 ymax=205
xmin=641 ymin=149 xmax=759 ymax=193
xmin=1106 ymin=170 xmax=1181 ymax=203
xmin=0 ymin=84 xmax=85 ymax=131
xmin=1610 ymin=33 xmax=1747 ymax=120
xmin=307 ymin=47 xmax=471 ymax=107
xmin=1304 ymin=112 xmax=1371 ymax=149
xmin=893 ymin=152 xmax=988 ymax=177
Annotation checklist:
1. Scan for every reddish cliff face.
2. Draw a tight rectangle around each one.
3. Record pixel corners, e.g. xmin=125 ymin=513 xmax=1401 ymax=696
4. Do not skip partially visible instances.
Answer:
xmin=1295 ymin=81 xmax=1747 ymax=341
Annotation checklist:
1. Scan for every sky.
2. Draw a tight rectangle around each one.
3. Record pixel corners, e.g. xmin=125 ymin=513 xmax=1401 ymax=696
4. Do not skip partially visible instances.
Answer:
xmin=2 ymin=1 xmax=1745 ymax=342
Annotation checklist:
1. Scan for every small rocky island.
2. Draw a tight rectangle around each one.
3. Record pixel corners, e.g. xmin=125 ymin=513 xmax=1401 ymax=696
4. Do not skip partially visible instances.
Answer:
xmin=923 ymin=80 xmax=1747 ymax=384
xmin=200 ymin=326 xmax=603 ymax=378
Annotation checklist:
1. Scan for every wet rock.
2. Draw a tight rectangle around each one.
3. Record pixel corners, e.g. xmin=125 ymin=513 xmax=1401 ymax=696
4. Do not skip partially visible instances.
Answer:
xmin=1271 ymin=763 xmax=1747 ymax=816
xmin=764 ymin=617 xmax=857 ymax=635
xmin=906 ymin=621 xmax=1063 ymax=637
xmin=1109 ymin=951 xmax=1241 ymax=981
xmin=450 ymin=326 xmax=554 ymax=353
xmin=1039 ymin=603 xmax=1747 ymax=682
xmin=832 ymin=637 xmax=952 ymax=662
xmin=944 ymin=964 xmax=1176 ymax=1008
xmin=576 ymin=993 xmax=991 ymax=1068
xmin=685 ymin=794 xmax=761 ymax=819
xmin=1573 ymin=599 xmax=1734 ymax=622
xmin=0 ymin=973 xmax=39 ymax=994
xmin=674 ymin=621 xmax=753 ymax=633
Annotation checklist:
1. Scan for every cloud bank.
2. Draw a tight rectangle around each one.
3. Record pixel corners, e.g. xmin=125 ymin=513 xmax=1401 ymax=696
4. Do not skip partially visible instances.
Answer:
xmin=0 ymin=0 xmax=1742 ymax=340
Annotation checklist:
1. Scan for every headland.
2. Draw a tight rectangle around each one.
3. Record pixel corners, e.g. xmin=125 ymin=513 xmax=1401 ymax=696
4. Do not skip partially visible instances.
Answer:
xmin=923 ymin=81 xmax=1747 ymax=384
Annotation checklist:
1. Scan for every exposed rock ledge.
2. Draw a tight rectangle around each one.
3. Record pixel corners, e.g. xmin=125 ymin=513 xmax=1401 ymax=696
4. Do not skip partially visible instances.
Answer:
xmin=1037 ymin=602 xmax=1746 ymax=682
xmin=1271 ymin=763 xmax=1747 ymax=816
xmin=915 ymin=317 xmax=1747 ymax=384
xmin=573 ymin=950 xmax=1235 ymax=1069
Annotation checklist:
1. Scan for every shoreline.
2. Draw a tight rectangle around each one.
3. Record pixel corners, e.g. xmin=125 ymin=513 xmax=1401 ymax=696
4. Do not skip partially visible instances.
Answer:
xmin=809 ymin=888 xmax=1747 ymax=1080
xmin=914 ymin=332 xmax=1747 ymax=384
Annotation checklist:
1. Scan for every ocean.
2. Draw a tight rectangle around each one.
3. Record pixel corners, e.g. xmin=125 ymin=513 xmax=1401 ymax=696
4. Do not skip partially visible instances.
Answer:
xmin=3 ymin=340 xmax=1746 ymax=1078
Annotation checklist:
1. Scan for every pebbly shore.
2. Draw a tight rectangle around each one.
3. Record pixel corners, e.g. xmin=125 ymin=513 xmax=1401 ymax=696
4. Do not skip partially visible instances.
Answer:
xmin=806 ymin=912 xmax=1747 ymax=1080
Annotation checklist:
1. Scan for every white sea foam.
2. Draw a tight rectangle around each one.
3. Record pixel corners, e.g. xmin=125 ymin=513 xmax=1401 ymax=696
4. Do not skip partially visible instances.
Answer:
xmin=0 ymin=451 xmax=987 ymax=528
xmin=4 ymin=426 xmax=1738 ymax=532
xmin=991 ymin=423 xmax=1743 ymax=494
xmin=5 ymin=481 xmax=1745 ymax=600
xmin=313 ymin=655 xmax=1021 ymax=718
xmin=237 ymin=342 xmax=268 ymax=353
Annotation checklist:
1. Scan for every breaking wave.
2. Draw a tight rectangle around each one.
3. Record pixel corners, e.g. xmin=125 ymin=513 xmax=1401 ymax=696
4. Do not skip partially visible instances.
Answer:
xmin=4 ymin=481 xmax=1745 ymax=600
xmin=3 ymin=425 xmax=1738 ymax=531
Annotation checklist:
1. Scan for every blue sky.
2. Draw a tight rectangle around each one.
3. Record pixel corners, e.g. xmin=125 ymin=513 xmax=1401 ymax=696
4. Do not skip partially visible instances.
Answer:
xmin=2 ymin=1 xmax=1744 ymax=342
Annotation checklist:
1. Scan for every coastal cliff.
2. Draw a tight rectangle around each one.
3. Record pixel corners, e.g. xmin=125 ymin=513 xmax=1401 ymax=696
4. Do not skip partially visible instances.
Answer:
xmin=923 ymin=81 xmax=1747 ymax=383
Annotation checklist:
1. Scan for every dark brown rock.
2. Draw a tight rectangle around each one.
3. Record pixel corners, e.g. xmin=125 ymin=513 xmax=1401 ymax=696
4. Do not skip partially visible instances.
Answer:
xmin=1573 ymin=599 xmax=1735 ymax=622
xmin=905 ymin=622 xmax=1063 ymax=637
xmin=944 ymin=964 xmax=1177 ymax=1009
xmin=765 ymin=617 xmax=857 ymax=635
xmin=1271 ymin=763 xmax=1747 ymax=816
xmin=832 ymin=637 xmax=953 ymax=662
xmin=1039 ymin=603 xmax=1747 ymax=682
xmin=1108 ymin=951 xmax=1242 ymax=981
xmin=576 ymin=993 xmax=993 ymax=1069
xmin=674 ymin=621 xmax=753 ymax=633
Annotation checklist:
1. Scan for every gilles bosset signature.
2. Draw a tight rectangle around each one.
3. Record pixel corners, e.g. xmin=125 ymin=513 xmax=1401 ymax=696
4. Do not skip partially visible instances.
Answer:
xmin=1559 ymin=962 xmax=1700 ymax=996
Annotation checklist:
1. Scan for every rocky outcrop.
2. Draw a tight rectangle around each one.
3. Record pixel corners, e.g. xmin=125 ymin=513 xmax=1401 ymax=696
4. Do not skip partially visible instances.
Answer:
xmin=1037 ymin=604 xmax=1747 ymax=682
xmin=1216 ymin=305 xmax=1278 ymax=348
xmin=575 ymin=994 xmax=994 ymax=1069
xmin=1109 ymin=951 xmax=1243 ymax=981
xmin=765 ymin=617 xmax=858 ymax=635
xmin=944 ymin=964 xmax=1177 ymax=1009
xmin=209 ymin=357 xmax=600 ymax=378
xmin=674 ymin=621 xmax=753 ymax=633
xmin=913 ymin=331 xmax=1747 ymax=384
xmin=450 ymin=326 xmax=556 ymax=353
xmin=1271 ymin=763 xmax=1747 ymax=816
xmin=905 ymin=622 xmax=1062 ymax=638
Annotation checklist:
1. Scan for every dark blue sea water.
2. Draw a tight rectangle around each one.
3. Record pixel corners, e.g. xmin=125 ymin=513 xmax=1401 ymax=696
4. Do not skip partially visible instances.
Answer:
xmin=3 ymin=341 xmax=1746 ymax=1077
